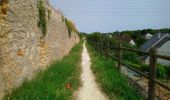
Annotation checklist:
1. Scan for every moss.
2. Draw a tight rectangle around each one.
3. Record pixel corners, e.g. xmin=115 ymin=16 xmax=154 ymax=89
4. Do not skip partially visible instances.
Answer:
xmin=37 ymin=0 xmax=47 ymax=37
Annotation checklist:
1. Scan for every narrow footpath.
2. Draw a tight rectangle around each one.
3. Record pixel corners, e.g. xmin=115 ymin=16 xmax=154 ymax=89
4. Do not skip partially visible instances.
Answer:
xmin=76 ymin=41 xmax=108 ymax=100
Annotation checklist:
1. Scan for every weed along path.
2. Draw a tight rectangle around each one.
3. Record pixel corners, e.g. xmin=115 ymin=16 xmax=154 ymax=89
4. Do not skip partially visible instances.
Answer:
xmin=76 ymin=41 xmax=108 ymax=100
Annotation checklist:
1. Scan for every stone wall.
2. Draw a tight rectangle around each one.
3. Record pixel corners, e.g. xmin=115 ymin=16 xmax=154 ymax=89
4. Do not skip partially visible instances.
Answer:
xmin=0 ymin=0 xmax=80 ymax=98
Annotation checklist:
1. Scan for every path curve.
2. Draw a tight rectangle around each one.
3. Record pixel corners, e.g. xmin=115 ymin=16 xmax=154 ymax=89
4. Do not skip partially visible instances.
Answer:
xmin=76 ymin=41 xmax=108 ymax=100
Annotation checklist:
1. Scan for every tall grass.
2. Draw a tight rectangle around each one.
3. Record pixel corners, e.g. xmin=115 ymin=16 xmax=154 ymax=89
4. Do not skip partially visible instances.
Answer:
xmin=87 ymin=43 xmax=145 ymax=100
xmin=3 ymin=42 xmax=82 ymax=100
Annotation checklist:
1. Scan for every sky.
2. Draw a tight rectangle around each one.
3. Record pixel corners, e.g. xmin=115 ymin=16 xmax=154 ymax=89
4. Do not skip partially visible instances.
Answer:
xmin=49 ymin=0 xmax=170 ymax=33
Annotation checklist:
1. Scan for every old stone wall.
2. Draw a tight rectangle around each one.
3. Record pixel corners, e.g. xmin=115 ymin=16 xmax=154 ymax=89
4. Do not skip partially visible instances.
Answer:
xmin=0 ymin=0 xmax=80 ymax=98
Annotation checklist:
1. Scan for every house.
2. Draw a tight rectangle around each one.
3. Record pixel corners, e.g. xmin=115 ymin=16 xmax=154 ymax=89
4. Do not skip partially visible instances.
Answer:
xmin=140 ymin=33 xmax=170 ymax=65
xmin=145 ymin=33 xmax=153 ymax=40
xmin=114 ymin=35 xmax=136 ymax=46
xmin=129 ymin=40 xmax=136 ymax=46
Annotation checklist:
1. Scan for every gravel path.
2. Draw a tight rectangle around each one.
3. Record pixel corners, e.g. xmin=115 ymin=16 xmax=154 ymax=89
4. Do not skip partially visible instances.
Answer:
xmin=76 ymin=41 xmax=108 ymax=100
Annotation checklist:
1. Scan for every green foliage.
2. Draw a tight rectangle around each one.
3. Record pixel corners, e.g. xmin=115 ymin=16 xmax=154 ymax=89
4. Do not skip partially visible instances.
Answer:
xmin=87 ymin=43 xmax=145 ymax=100
xmin=87 ymin=32 xmax=118 ymax=46
xmin=65 ymin=18 xmax=79 ymax=38
xmin=128 ymin=63 xmax=167 ymax=79
xmin=110 ymin=28 xmax=170 ymax=47
xmin=37 ymin=0 xmax=47 ymax=37
xmin=135 ymin=36 xmax=146 ymax=47
xmin=3 ymin=42 xmax=83 ymax=100
xmin=86 ymin=32 xmax=169 ymax=79
xmin=123 ymin=51 xmax=139 ymax=64
xmin=87 ymin=32 xmax=101 ymax=42
xmin=86 ymin=28 xmax=170 ymax=48
xmin=157 ymin=64 xmax=166 ymax=79
xmin=164 ymin=65 xmax=170 ymax=76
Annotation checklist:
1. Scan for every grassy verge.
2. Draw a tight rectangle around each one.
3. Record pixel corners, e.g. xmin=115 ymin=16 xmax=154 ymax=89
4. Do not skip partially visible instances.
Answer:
xmin=3 ymin=41 xmax=83 ymax=100
xmin=87 ymin=43 xmax=145 ymax=100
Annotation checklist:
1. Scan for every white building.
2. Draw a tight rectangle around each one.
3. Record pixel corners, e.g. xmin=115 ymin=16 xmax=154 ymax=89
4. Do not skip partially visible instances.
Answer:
xmin=129 ymin=39 xmax=136 ymax=46
xmin=145 ymin=33 xmax=153 ymax=40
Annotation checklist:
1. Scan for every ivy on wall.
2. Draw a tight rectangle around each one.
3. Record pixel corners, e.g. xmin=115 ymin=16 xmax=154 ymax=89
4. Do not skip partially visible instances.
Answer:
xmin=37 ymin=0 xmax=47 ymax=37
xmin=65 ymin=18 xmax=79 ymax=38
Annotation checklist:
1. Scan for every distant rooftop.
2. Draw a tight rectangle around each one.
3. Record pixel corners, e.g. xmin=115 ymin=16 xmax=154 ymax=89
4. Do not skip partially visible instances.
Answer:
xmin=141 ymin=33 xmax=170 ymax=51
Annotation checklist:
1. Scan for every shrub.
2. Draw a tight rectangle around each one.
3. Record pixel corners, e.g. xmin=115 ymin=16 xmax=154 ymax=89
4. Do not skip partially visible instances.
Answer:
xmin=128 ymin=62 xmax=167 ymax=79
xmin=37 ymin=0 xmax=47 ymax=37
xmin=164 ymin=65 xmax=170 ymax=76
xmin=123 ymin=51 xmax=139 ymax=64
xmin=157 ymin=64 xmax=166 ymax=79
xmin=140 ymin=64 xmax=166 ymax=79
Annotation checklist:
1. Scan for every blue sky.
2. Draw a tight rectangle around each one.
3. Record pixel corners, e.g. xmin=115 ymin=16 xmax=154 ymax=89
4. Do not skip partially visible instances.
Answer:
xmin=49 ymin=0 xmax=170 ymax=33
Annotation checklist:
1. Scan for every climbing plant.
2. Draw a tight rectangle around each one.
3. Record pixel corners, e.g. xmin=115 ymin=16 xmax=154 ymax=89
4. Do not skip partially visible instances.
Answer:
xmin=65 ymin=18 xmax=71 ymax=37
xmin=65 ymin=18 xmax=79 ymax=38
xmin=37 ymin=0 xmax=47 ymax=37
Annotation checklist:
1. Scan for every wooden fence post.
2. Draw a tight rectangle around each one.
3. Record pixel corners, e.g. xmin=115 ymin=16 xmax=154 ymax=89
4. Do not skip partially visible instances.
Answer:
xmin=148 ymin=47 xmax=157 ymax=100
xmin=118 ymin=43 xmax=122 ymax=71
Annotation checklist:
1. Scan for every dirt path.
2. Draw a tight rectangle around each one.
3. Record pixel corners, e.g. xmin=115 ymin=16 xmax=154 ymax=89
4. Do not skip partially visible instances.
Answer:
xmin=76 ymin=41 xmax=108 ymax=100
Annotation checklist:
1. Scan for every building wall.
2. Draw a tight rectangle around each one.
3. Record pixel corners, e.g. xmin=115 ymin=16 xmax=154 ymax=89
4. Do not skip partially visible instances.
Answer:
xmin=145 ymin=40 xmax=170 ymax=65
xmin=0 ymin=0 xmax=80 ymax=99
xmin=157 ymin=40 xmax=170 ymax=65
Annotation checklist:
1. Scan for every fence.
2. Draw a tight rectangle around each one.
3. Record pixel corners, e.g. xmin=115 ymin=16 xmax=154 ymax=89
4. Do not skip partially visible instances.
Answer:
xmin=87 ymin=39 xmax=170 ymax=100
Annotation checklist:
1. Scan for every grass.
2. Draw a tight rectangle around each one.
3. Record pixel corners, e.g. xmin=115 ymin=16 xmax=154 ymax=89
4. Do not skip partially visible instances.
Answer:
xmin=3 ymin=41 xmax=82 ymax=100
xmin=87 ymin=43 xmax=145 ymax=100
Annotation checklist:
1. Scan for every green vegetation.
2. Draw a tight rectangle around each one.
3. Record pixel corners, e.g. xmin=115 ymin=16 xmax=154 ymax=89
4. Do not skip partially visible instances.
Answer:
xmin=111 ymin=28 xmax=170 ymax=47
xmin=86 ymin=32 xmax=169 ymax=79
xmin=37 ymin=0 xmax=47 ymax=37
xmin=65 ymin=18 xmax=79 ymax=37
xmin=87 ymin=43 xmax=145 ymax=100
xmin=47 ymin=9 xmax=51 ymax=19
xmin=122 ymin=51 xmax=139 ymax=64
xmin=3 ymin=41 xmax=82 ymax=100
xmin=128 ymin=62 xmax=167 ymax=79
xmin=85 ymin=28 xmax=170 ymax=47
